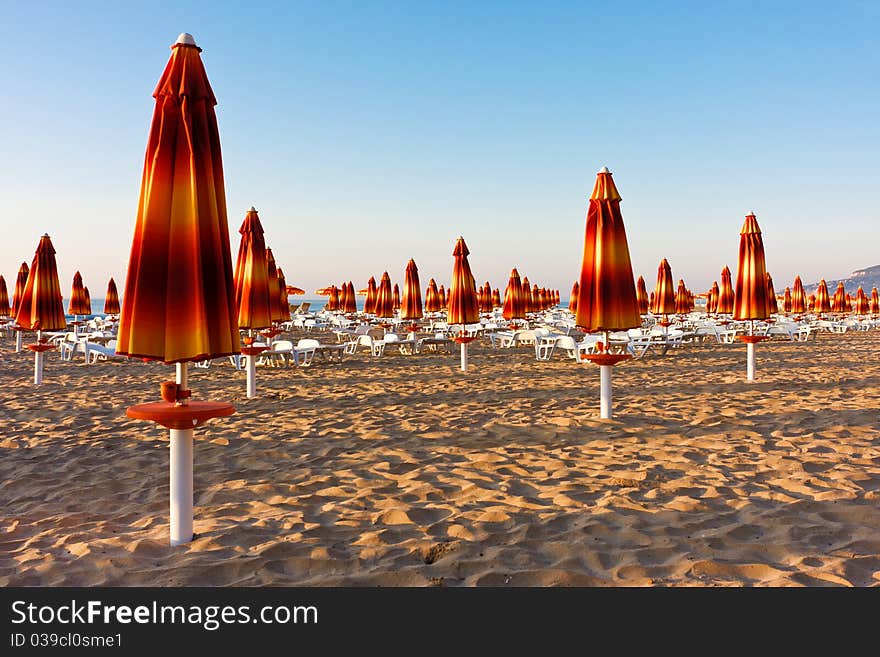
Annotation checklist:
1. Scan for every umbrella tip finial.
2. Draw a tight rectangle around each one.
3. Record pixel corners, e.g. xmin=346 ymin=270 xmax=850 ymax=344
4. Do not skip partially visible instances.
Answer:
xmin=597 ymin=166 xmax=611 ymax=174
xmin=248 ymin=206 xmax=257 ymax=212
xmin=176 ymin=33 xmax=197 ymax=46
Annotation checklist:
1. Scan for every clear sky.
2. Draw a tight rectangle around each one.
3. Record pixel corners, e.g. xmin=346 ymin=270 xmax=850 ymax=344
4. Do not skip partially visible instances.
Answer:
xmin=1 ymin=1 xmax=877 ymax=298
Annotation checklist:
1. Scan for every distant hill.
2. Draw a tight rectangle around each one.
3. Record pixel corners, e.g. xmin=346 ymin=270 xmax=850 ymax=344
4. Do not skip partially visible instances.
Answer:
xmin=805 ymin=265 xmax=880 ymax=294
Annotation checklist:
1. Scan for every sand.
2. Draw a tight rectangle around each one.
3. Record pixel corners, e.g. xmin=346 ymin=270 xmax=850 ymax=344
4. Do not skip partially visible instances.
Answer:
xmin=1 ymin=329 xmax=879 ymax=586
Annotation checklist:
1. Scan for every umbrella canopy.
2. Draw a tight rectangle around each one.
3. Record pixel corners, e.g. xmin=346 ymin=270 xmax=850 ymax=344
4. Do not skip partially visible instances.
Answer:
xmin=636 ymin=276 xmax=649 ymax=314
xmin=447 ymin=237 xmax=479 ymax=325
xmin=104 ymin=278 xmax=121 ymax=315
xmin=392 ymin=283 xmax=401 ymax=311
xmin=12 ymin=262 xmax=29 ymax=318
xmin=286 ymin=286 xmax=305 ymax=295
xmin=782 ymin=287 xmax=792 ymax=314
xmin=363 ymin=276 xmax=378 ymax=314
xmin=232 ymin=207 xmax=273 ymax=330
xmin=854 ymin=287 xmax=869 ymax=315
xmin=68 ymin=271 xmax=90 ymax=316
xmin=732 ymin=213 xmax=772 ymax=321
xmin=674 ymin=279 xmax=689 ymax=314
xmin=791 ymin=275 xmax=806 ymax=314
xmin=275 ymin=268 xmax=291 ymax=322
xmin=0 ymin=276 xmax=10 ymax=318
xmin=83 ymin=287 xmax=92 ymax=315
xmin=344 ymin=281 xmax=357 ymax=313
xmin=520 ymin=277 xmax=531 ymax=313
xmin=532 ymin=284 xmax=540 ymax=312
xmin=327 ymin=285 xmax=340 ymax=311
xmin=117 ymin=34 xmax=238 ymax=363
xmin=315 ymin=286 xmax=334 ymax=295
xmin=492 ymin=288 xmax=501 ymax=307
xmin=575 ymin=168 xmax=640 ymax=332
xmin=716 ymin=266 xmax=735 ymax=314
xmin=481 ymin=281 xmax=492 ymax=312
xmin=766 ymin=273 xmax=778 ymax=314
xmin=374 ymin=272 xmax=394 ymax=318
xmin=15 ymin=234 xmax=66 ymax=332
xmin=536 ymin=288 xmax=546 ymax=311
xmin=400 ymin=259 xmax=423 ymax=321
xmin=569 ymin=281 xmax=579 ymax=314
xmin=264 ymin=248 xmax=284 ymax=323
xmin=424 ymin=278 xmax=441 ymax=313
xmin=832 ymin=282 xmax=846 ymax=313
xmin=651 ymin=258 xmax=676 ymax=316
xmin=708 ymin=281 xmax=720 ymax=313
xmin=871 ymin=287 xmax=880 ymax=314
xmin=814 ymin=280 xmax=832 ymax=314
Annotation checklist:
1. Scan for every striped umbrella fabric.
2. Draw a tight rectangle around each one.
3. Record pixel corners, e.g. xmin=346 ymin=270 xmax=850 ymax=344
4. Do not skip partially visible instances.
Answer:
xmin=15 ymin=234 xmax=66 ymax=332
xmin=502 ymin=268 xmax=527 ymax=321
xmin=854 ymin=287 xmax=869 ymax=315
xmin=0 ymin=276 xmax=10 ymax=318
xmin=117 ymin=35 xmax=238 ymax=363
xmin=569 ymin=281 xmax=579 ymax=314
xmin=520 ymin=277 xmax=532 ymax=313
xmin=651 ymin=258 xmax=676 ymax=316
xmin=493 ymin=288 xmax=502 ymax=308
xmin=374 ymin=272 xmax=394 ymax=319
xmin=392 ymin=284 xmax=401 ymax=311
xmin=575 ymin=168 xmax=640 ymax=332
xmin=832 ymin=282 xmax=846 ymax=314
xmin=83 ymin=287 xmax=92 ymax=315
xmin=104 ymin=278 xmax=121 ymax=315
xmin=716 ymin=266 xmax=735 ymax=314
xmin=275 ymin=268 xmax=291 ymax=322
xmin=438 ymin=285 xmax=446 ymax=309
xmin=344 ymin=281 xmax=357 ymax=313
xmin=636 ymin=276 xmax=649 ymax=315
xmin=674 ymin=279 xmax=689 ymax=314
xmin=537 ymin=288 xmax=546 ymax=311
xmin=814 ymin=280 xmax=832 ymax=314
xmin=327 ymin=285 xmax=340 ymax=311
xmin=447 ymin=237 xmax=480 ymax=325
xmin=481 ymin=281 xmax=492 ymax=312
xmin=708 ymin=281 xmax=720 ymax=313
xmin=232 ymin=208 xmax=273 ymax=330
xmin=871 ymin=287 xmax=880 ymax=315
xmin=791 ymin=275 xmax=806 ymax=314
xmin=12 ymin=262 xmax=29 ymax=318
xmin=424 ymin=278 xmax=441 ymax=313
xmin=733 ymin=213 xmax=772 ymax=321
xmin=286 ymin=286 xmax=305 ymax=295
xmin=766 ymin=273 xmax=778 ymax=314
xmin=264 ymin=248 xmax=284 ymax=323
xmin=364 ymin=276 xmax=378 ymax=315
xmin=532 ymin=284 xmax=540 ymax=312
xmin=782 ymin=287 xmax=792 ymax=314
xmin=68 ymin=271 xmax=90 ymax=316
xmin=400 ymin=259 xmax=423 ymax=320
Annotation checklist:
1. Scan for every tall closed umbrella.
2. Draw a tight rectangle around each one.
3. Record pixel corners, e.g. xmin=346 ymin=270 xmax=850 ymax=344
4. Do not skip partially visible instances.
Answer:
xmin=121 ymin=34 xmax=237 ymax=546
xmin=492 ymin=288 xmax=501 ymax=308
xmin=275 ymin=268 xmax=291 ymax=323
xmin=400 ymin=259 xmax=423 ymax=329
xmin=448 ymin=237 xmax=479 ymax=371
xmin=264 ymin=248 xmax=284 ymax=324
xmin=424 ymin=278 xmax=441 ymax=313
xmin=104 ymin=278 xmax=121 ymax=315
xmin=708 ymin=281 xmax=720 ymax=314
xmin=569 ymin=281 xmax=579 ymax=315
xmin=68 ymin=271 xmax=90 ymax=333
xmin=854 ymin=287 xmax=869 ymax=316
xmin=16 ymin=234 xmax=66 ymax=384
xmin=364 ymin=276 xmax=378 ymax=315
xmin=791 ymin=276 xmax=806 ymax=314
xmin=392 ymin=283 xmax=401 ymax=311
xmin=327 ymin=286 xmax=340 ymax=311
xmin=520 ymin=277 xmax=531 ymax=314
xmin=766 ymin=273 xmax=778 ymax=315
xmin=651 ymin=258 xmax=676 ymax=319
xmin=11 ymin=262 xmax=30 ymax=352
xmin=871 ymin=287 xmax=879 ymax=316
xmin=733 ymin=212 xmax=771 ymax=381
xmin=782 ymin=287 xmax=792 ymax=314
xmin=674 ymin=279 xmax=689 ymax=315
xmin=83 ymin=286 xmax=92 ymax=317
xmin=635 ymin=276 xmax=649 ymax=315
xmin=814 ymin=280 xmax=832 ymax=315
xmin=502 ymin=268 xmax=526 ymax=324
xmin=576 ymin=167 xmax=640 ymax=419
xmin=481 ymin=281 xmax=492 ymax=313
xmin=375 ymin=272 xmax=394 ymax=319
xmin=0 ymin=276 xmax=10 ymax=318
xmin=438 ymin=284 xmax=446 ymax=309
xmin=717 ymin=266 xmax=735 ymax=315
xmin=832 ymin=282 xmax=846 ymax=315
xmin=335 ymin=283 xmax=347 ymax=312
xmin=344 ymin=281 xmax=357 ymax=313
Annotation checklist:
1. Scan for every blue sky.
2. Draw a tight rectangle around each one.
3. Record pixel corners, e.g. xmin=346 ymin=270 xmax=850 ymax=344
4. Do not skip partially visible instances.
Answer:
xmin=1 ymin=1 xmax=877 ymax=298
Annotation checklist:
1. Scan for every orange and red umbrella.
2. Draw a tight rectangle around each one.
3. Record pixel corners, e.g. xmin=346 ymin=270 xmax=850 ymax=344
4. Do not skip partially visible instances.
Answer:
xmin=651 ymin=258 xmax=676 ymax=316
xmin=104 ymin=278 xmax=121 ymax=315
xmin=374 ymin=272 xmax=394 ymax=319
xmin=520 ymin=277 xmax=531 ymax=313
xmin=286 ymin=285 xmax=305 ymax=295
xmin=791 ymin=276 xmax=806 ymax=314
xmin=532 ymin=284 xmax=540 ymax=311
xmin=673 ymin=279 xmax=689 ymax=315
xmin=83 ymin=287 xmax=92 ymax=316
xmin=733 ymin=213 xmax=772 ymax=321
xmin=502 ymin=268 xmax=526 ymax=321
xmin=68 ymin=271 xmax=90 ymax=316
xmin=854 ymin=287 xmax=869 ymax=315
xmin=232 ymin=207 xmax=273 ymax=330
xmin=327 ymin=285 xmax=340 ymax=311
xmin=438 ymin=284 xmax=446 ymax=309
xmin=832 ymin=282 xmax=846 ymax=314
xmin=400 ymin=259 xmax=423 ymax=320
xmin=364 ymin=276 xmax=378 ymax=315
xmin=15 ymin=234 xmax=66 ymax=332
xmin=264 ymin=248 xmax=284 ymax=323
xmin=716 ymin=266 xmax=735 ymax=314
xmin=275 ymin=268 xmax=291 ymax=322
xmin=635 ymin=276 xmax=649 ymax=315
xmin=0 ymin=276 xmax=9 ymax=318
xmin=392 ymin=283 xmax=401 ymax=311
xmin=12 ymin=262 xmax=29 ymax=318
xmin=117 ymin=35 xmax=238 ymax=363
xmin=569 ymin=281 xmax=579 ymax=315
xmin=481 ymin=281 xmax=492 ymax=312
xmin=782 ymin=287 xmax=792 ymax=314
xmin=871 ymin=287 xmax=880 ymax=315
xmin=765 ymin=273 xmax=778 ymax=315
xmin=814 ymin=280 xmax=831 ymax=314
xmin=492 ymin=288 xmax=501 ymax=308
xmin=424 ymin=278 xmax=441 ymax=313
xmin=708 ymin=281 xmax=720 ymax=313
xmin=345 ymin=281 xmax=357 ymax=313
xmin=447 ymin=237 xmax=479 ymax=325
xmin=575 ymin=168 xmax=640 ymax=332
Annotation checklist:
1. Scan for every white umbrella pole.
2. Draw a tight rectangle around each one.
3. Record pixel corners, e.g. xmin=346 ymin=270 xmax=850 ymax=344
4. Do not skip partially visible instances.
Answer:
xmin=171 ymin=361 xmax=193 ymax=545
xmin=460 ymin=342 xmax=468 ymax=372
xmin=747 ymin=342 xmax=756 ymax=382
xmin=33 ymin=329 xmax=43 ymax=385
xmin=599 ymin=365 xmax=612 ymax=419
xmin=15 ymin=330 xmax=23 ymax=352
xmin=246 ymin=354 xmax=256 ymax=398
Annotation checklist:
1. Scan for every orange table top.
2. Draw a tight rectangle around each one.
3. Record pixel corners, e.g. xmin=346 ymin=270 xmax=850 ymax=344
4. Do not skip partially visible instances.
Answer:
xmin=126 ymin=401 xmax=235 ymax=430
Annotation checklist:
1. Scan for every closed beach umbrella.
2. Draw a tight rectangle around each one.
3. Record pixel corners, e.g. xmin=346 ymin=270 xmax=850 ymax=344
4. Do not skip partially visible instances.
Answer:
xmin=275 ymin=268 xmax=291 ymax=323
xmin=119 ymin=34 xmax=238 ymax=546
xmin=636 ymin=275 xmax=649 ymax=315
xmin=765 ymin=273 xmax=778 ymax=314
xmin=424 ymin=278 xmax=441 ymax=313
xmin=364 ymin=276 xmax=378 ymax=315
xmin=438 ymin=285 xmax=446 ymax=309
xmin=334 ymin=284 xmax=346 ymax=311
xmin=492 ymin=288 xmax=501 ymax=308
xmin=521 ymin=277 xmax=532 ymax=313
xmin=575 ymin=167 xmax=640 ymax=419
xmin=782 ymin=287 xmax=792 ymax=314
xmin=264 ymin=248 xmax=284 ymax=323
xmin=392 ymin=283 xmax=401 ymax=311
xmin=345 ymin=281 xmax=357 ymax=313
xmin=674 ymin=279 xmax=689 ymax=315
xmin=0 ymin=276 xmax=10 ymax=318
xmin=448 ymin=237 xmax=479 ymax=371
xmin=532 ymin=284 xmax=540 ymax=311
xmin=327 ymin=286 xmax=340 ymax=311
xmin=400 ymin=259 xmax=423 ymax=321
xmin=808 ymin=294 xmax=816 ymax=313
xmin=83 ymin=287 xmax=91 ymax=316
xmin=832 ymin=282 xmax=846 ymax=314
xmin=12 ymin=262 xmax=29 ymax=317
xmin=16 ymin=234 xmax=66 ymax=385
xmin=708 ymin=281 xmax=720 ymax=314
xmin=569 ymin=281 xmax=579 ymax=314
xmin=717 ymin=266 xmax=735 ymax=315
xmin=104 ymin=278 xmax=121 ymax=315
xmin=733 ymin=212 xmax=771 ymax=382
xmin=374 ymin=272 xmax=394 ymax=319
xmin=854 ymin=287 xmax=869 ymax=315
xmin=232 ymin=207 xmax=272 ymax=331
xmin=814 ymin=280 xmax=832 ymax=315
xmin=651 ymin=258 xmax=676 ymax=317
xmin=871 ymin=287 xmax=879 ymax=315
xmin=845 ymin=292 xmax=853 ymax=313
xmin=68 ymin=271 xmax=90 ymax=316
xmin=503 ymin=268 xmax=526 ymax=322
xmin=537 ymin=288 xmax=546 ymax=311
xmin=791 ymin=276 xmax=807 ymax=314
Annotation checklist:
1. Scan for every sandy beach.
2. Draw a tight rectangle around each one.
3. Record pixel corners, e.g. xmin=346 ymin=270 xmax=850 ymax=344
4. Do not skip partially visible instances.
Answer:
xmin=1 ymin=330 xmax=879 ymax=587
